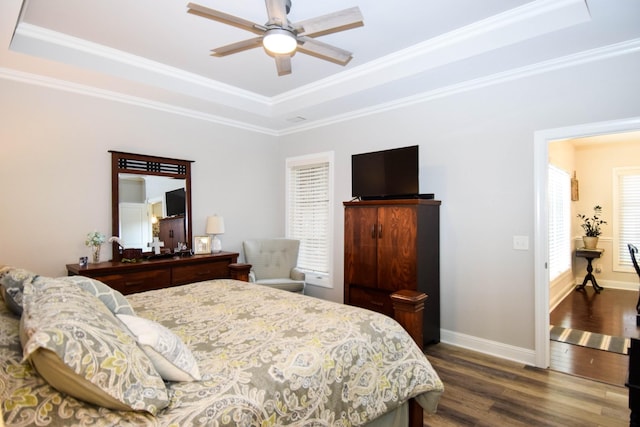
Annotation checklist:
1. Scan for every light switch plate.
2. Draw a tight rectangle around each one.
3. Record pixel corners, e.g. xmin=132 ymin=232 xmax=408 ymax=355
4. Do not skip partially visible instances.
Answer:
xmin=513 ymin=235 xmax=529 ymax=250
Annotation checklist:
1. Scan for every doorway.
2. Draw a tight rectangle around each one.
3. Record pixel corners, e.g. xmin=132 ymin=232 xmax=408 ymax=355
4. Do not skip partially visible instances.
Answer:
xmin=533 ymin=116 xmax=640 ymax=369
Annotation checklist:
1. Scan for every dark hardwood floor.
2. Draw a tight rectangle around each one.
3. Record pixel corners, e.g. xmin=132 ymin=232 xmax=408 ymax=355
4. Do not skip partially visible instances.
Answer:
xmin=423 ymin=343 xmax=629 ymax=426
xmin=417 ymin=287 xmax=638 ymax=425
xmin=550 ymin=287 xmax=640 ymax=386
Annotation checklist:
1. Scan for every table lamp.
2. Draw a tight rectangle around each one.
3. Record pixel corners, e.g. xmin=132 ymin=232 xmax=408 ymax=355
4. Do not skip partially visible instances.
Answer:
xmin=206 ymin=215 xmax=225 ymax=253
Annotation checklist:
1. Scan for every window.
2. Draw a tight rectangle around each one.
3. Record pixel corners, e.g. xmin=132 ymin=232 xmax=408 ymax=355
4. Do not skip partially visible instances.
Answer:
xmin=613 ymin=167 xmax=640 ymax=271
xmin=548 ymin=164 xmax=571 ymax=281
xmin=286 ymin=152 xmax=334 ymax=288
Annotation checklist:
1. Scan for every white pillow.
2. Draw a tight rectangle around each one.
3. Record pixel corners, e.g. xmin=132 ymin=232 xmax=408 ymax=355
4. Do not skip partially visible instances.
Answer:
xmin=117 ymin=314 xmax=201 ymax=382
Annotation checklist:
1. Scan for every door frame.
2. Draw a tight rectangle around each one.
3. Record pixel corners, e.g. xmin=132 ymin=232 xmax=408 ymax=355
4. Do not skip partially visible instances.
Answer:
xmin=534 ymin=116 xmax=640 ymax=368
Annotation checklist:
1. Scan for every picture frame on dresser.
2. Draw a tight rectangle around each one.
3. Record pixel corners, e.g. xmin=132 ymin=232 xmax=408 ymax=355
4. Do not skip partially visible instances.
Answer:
xmin=194 ymin=236 xmax=211 ymax=254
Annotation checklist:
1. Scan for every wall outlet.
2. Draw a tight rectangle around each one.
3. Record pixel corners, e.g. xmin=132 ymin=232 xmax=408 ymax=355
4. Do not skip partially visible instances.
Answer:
xmin=513 ymin=235 xmax=529 ymax=250
xmin=596 ymin=264 xmax=602 ymax=273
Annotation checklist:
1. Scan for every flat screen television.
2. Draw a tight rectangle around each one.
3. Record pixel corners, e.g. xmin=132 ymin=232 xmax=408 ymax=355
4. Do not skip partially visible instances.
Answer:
xmin=351 ymin=145 xmax=419 ymax=200
xmin=165 ymin=188 xmax=186 ymax=217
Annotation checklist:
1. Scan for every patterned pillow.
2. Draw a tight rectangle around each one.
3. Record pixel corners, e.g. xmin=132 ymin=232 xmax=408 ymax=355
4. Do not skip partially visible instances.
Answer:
xmin=117 ymin=314 xmax=201 ymax=382
xmin=60 ymin=275 xmax=135 ymax=315
xmin=20 ymin=277 xmax=169 ymax=414
xmin=0 ymin=266 xmax=38 ymax=315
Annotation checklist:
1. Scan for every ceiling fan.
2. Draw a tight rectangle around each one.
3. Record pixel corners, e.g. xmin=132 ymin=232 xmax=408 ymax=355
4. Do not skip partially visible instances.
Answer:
xmin=187 ymin=0 xmax=364 ymax=76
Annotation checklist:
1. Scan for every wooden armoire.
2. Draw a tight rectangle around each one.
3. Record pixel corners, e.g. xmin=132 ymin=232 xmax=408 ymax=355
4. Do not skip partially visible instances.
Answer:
xmin=158 ymin=215 xmax=186 ymax=251
xmin=344 ymin=199 xmax=441 ymax=345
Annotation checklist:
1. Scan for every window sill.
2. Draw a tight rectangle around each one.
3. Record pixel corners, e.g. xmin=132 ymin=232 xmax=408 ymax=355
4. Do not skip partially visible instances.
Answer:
xmin=304 ymin=272 xmax=332 ymax=289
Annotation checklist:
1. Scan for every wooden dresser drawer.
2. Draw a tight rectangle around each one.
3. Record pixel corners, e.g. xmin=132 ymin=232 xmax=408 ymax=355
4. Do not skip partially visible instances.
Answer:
xmin=96 ymin=270 xmax=171 ymax=295
xmin=67 ymin=252 xmax=242 ymax=295
xmin=349 ymin=286 xmax=394 ymax=317
xmin=172 ymin=262 xmax=229 ymax=285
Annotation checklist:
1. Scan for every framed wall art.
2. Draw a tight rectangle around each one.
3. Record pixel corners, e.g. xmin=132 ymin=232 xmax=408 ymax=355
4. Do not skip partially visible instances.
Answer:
xmin=194 ymin=236 xmax=211 ymax=254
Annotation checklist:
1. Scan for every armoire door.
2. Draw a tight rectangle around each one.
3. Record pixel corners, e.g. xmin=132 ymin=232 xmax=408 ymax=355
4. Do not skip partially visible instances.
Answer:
xmin=344 ymin=206 xmax=378 ymax=288
xmin=376 ymin=206 xmax=418 ymax=291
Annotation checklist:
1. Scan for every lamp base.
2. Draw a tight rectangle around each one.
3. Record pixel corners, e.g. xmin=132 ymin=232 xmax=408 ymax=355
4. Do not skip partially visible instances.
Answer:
xmin=211 ymin=235 xmax=222 ymax=253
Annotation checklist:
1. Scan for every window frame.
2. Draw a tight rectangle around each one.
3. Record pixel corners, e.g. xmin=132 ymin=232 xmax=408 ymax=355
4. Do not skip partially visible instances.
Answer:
xmin=612 ymin=166 xmax=640 ymax=272
xmin=547 ymin=164 xmax=571 ymax=282
xmin=285 ymin=151 xmax=334 ymax=288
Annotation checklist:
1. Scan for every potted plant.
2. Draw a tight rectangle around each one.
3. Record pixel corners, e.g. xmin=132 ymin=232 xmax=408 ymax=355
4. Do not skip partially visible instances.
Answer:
xmin=577 ymin=205 xmax=607 ymax=249
xmin=85 ymin=231 xmax=106 ymax=263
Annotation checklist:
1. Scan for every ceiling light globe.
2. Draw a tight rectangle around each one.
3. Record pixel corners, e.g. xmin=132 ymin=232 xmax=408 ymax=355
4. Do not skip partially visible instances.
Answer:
xmin=263 ymin=29 xmax=297 ymax=54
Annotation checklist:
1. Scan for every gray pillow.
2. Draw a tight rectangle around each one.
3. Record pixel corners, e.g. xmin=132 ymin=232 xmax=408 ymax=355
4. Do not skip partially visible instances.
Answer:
xmin=21 ymin=276 xmax=168 ymax=413
xmin=60 ymin=276 xmax=135 ymax=315
xmin=0 ymin=266 xmax=38 ymax=315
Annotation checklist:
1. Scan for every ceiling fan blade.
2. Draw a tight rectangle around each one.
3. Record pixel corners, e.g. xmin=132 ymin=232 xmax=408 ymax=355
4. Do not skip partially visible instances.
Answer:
xmin=210 ymin=37 xmax=263 ymax=57
xmin=296 ymin=7 xmax=363 ymax=37
xmin=297 ymin=36 xmax=353 ymax=65
xmin=265 ymin=0 xmax=289 ymax=26
xmin=274 ymin=54 xmax=292 ymax=76
xmin=187 ymin=2 xmax=266 ymax=35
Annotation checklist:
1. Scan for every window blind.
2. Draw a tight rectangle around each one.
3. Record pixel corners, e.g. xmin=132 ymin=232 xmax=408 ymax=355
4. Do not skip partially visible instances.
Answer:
xmin=548 ymin=165 xmax=571 ymax=281
xmin=614 ymin=168 xmax=640 ymax=269
xmin=287 ymin=161 xmax=330 ymax=273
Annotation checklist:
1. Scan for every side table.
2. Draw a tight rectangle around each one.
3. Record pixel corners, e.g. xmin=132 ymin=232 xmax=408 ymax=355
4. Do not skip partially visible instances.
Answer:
xmin=575 ymin=247 xmax=604 ymax=293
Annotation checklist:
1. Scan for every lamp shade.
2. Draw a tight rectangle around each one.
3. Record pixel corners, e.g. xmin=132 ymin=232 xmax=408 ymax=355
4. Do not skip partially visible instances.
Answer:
xmin=206 ymin=216 xmax=225 ymax=235
xmin=263 ymin=28 xmax=297 ymax=54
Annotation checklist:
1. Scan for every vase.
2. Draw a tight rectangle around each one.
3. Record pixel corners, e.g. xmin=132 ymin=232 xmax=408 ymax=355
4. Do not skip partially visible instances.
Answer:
xmin=91 ymin=245 xmax=101 ymax=263
xmin=583 ymin=236 xmax=598 ymax=249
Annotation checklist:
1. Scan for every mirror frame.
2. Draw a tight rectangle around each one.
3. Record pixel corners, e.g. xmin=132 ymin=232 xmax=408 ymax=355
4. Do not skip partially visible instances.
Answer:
xmin=110 ymin=151 xmax=194 ymax=261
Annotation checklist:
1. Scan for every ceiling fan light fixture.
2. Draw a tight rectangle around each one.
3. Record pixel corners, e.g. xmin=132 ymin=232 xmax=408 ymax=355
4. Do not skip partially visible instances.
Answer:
xmin=263 ymin=28 xmax=297 ymax=54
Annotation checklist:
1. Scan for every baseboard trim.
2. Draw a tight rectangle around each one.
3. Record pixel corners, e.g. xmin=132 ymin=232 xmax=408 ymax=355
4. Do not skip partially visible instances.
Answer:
xmin=440 ymin=329 xmax=537 ymax=366
xmin=573 ymin=278 xmax=637 ymax=291
xmin=550 ymin=281 xmax=575 ymax=312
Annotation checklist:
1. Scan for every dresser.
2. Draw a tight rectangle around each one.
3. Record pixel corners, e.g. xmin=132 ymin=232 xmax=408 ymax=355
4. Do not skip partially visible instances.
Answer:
xmin=344 ymin=199 xmax=441 ymax=345
xmin=67 ymin=252 xmax=250 ymax=295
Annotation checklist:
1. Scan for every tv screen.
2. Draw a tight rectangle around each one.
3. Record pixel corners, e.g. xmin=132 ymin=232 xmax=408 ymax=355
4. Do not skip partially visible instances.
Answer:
xmin=165 ymin=188 xmax=186 ymax=217
xmin=351 ymin=145 xmax=419 ymax=200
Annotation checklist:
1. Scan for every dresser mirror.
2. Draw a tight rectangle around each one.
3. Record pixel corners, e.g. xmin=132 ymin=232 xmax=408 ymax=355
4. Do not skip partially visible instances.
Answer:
xmin=110 ymin=151 xmax=193 ymax=261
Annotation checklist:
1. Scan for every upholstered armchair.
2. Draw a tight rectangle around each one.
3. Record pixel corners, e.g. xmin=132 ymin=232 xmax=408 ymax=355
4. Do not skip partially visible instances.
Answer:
xmin=242 ymin=239 xmax=305 ymax=293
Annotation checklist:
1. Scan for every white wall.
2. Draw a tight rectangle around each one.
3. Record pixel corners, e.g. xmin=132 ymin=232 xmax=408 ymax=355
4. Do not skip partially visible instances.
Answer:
xmin=279 ymin=50 xmax=640 ymax=352
xmin=0 ymin=78 xmax=282 ymax=277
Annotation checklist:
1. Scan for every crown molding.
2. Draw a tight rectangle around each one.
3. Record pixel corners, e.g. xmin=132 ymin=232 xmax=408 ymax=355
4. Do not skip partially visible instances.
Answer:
xmin=279 ymin=38 xmax=640 ymax=135
xmin=270 ymin=0 xmax=591 ymax=114
xmin=2 ymin=0 xmax=637 ymax=137
xmin=2 ymin=37 xmax=638 ymax=137
xmin=0 ymin=66 xmax=279 ymax=136
xmin=11 ymin=0 xmax=590 ymax=122
xmin=12 ymin=23 xmax=274 ymax=116
xmin=14 ymin=22 xmax=268 ymax=101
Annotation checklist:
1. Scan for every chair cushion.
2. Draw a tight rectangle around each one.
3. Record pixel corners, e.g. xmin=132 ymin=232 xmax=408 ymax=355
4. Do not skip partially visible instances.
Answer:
xmin=243 ymin=239 xmax=301 ymax=280
xmin=255 ymin=279 xmax=305 ymax=293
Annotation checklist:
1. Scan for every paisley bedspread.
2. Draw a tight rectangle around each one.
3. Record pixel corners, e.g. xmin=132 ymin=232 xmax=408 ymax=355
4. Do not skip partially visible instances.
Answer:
xmin=1 ymin=279 xmax=443 ymax=426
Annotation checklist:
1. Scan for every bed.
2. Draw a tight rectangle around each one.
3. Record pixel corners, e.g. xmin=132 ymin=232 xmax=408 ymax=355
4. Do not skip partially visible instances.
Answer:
xmin=0 ymin=267 xmax=443 ymax=426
